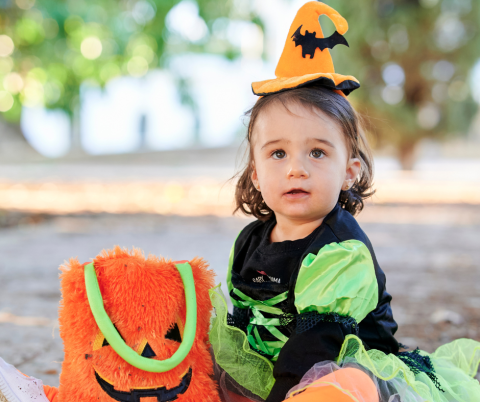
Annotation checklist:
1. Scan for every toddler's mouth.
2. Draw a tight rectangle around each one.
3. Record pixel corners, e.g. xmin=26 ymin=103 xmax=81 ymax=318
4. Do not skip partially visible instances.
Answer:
xmin=285 ymin=188 xmax=308 ymax=195
xmin=284 ymin=188 xmax=310 ymax=199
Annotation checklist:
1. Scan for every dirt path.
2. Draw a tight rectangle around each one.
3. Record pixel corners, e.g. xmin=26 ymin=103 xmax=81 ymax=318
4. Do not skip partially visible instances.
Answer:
xmin=0 ymin=204 xmax=479 ymax=386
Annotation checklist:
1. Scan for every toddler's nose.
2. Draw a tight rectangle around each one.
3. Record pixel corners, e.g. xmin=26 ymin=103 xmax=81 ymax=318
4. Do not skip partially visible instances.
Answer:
xmin=287 ymin=159 xmax=309 ymax=178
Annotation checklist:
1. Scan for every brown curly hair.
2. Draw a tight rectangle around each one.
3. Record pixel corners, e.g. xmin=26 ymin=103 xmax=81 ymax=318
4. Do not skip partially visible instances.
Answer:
xmin=234 ymin=86 xmax=375 ymax=221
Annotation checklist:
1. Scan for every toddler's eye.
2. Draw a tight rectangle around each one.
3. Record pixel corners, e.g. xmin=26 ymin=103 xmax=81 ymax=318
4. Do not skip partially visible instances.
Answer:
xmin=310 ymin=149 xmax=325 ymax=159
xmin=272 ymin=150 xmax=286 ymax=159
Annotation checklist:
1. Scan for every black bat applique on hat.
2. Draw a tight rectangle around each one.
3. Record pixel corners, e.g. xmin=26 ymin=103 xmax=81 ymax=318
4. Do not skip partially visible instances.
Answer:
xmin=291 ymin=25 xmax=349 ymax=59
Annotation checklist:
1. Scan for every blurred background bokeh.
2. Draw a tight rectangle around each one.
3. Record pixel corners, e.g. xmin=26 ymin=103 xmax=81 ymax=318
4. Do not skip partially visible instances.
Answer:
xmin=1 ymin=0 xmax=479 ymax=386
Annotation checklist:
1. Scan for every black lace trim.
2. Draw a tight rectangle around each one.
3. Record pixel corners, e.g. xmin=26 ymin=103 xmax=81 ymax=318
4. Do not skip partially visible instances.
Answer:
xmin=397 ymin=348 xmax=444 ymax=392
xmin=280 ymin=312 xmax=359 ymax=335
xmin=278 ymin=312 xmax=294 ymax=333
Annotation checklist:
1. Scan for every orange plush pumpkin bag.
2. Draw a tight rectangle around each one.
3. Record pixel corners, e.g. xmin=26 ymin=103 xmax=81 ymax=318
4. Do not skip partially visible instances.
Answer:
xmin=53 ymin=247 xmax=220 ymax=402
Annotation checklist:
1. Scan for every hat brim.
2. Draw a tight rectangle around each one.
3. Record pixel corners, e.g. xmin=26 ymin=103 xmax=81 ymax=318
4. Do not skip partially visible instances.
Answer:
xmin=251 ymin=72 xmax=360 ymax=97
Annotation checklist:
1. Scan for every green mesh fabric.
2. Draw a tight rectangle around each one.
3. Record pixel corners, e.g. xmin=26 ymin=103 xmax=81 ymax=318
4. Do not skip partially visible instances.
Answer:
xmin=432 ymin=338 xmax=480 ymax=378
xmin=209 ymin=285 xmax=275 ymax=400
xmin=338 ymin=335 xmax=480 ymax=402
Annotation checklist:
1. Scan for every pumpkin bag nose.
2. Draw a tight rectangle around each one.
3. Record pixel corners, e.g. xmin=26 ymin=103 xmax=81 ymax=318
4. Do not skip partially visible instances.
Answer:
xmin=140 ymin=342 xmax=156 ymax=358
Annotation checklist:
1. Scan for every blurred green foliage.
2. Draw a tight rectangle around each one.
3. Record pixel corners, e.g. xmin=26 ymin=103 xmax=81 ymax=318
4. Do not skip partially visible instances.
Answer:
xmin=0 ymin=0 xmax=261 ymax=123
xmin=0 ymin=0 xmax=479 ymax=166
xmin=327 ymin=0 xmax=480 ymax=167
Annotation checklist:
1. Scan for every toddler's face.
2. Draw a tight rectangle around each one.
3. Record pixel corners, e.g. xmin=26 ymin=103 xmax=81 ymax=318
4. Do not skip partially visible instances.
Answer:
xmin=251 ymin=101 xmax=360 ymax=223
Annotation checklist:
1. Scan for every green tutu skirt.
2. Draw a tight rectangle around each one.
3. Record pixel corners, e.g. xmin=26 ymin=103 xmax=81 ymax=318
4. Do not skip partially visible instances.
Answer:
xmin=209 ymin=285 xmax=480 ymax=401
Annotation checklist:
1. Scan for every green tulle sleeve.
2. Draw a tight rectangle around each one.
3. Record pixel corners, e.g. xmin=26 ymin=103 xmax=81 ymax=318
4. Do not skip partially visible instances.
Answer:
xmin=294 ymin=240 xmax=378 ymax=323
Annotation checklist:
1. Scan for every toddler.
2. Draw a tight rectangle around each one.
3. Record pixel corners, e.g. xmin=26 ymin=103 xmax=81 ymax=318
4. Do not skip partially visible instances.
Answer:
xmin=210 ymin=85 xmax=398 ymax=402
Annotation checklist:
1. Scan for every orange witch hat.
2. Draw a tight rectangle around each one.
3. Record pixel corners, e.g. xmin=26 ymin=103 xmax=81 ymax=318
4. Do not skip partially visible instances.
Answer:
xmin=252 ymin=1 xmax=360 ymax=97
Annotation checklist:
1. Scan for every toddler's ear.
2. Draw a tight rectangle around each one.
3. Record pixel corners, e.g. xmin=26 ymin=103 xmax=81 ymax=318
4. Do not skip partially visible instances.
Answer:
xmin=251 ymin=163 xmax=259 ymax=188
xmin=345 ymin=157 xmax=361 ymax=182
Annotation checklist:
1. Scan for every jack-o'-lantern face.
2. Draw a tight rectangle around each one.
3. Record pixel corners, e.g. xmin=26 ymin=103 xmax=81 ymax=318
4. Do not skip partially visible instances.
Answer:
xmin=57 ymin=247 xmax=220 ymax=402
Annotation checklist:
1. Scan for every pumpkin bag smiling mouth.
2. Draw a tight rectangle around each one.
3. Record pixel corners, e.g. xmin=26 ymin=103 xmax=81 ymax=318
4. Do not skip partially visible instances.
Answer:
xmin=94 ymin=368 xmax=192 ymax=402
xmin=90 ymin=322 xmax=188 ymax=399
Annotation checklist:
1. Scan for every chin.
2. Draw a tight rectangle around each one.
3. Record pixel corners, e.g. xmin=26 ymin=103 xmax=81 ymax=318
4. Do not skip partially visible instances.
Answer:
xmin=280 ymin=209 xmax=323 ymax=221
xmin=278 ymin=203 xmax=334 ymax=221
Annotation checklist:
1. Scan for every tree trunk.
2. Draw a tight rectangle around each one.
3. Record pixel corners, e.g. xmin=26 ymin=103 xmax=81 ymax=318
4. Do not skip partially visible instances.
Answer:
xmin=397 ymin=141 xmax=418 ymax=170
xmin=68 ymin=104 xmax=86 ymax=157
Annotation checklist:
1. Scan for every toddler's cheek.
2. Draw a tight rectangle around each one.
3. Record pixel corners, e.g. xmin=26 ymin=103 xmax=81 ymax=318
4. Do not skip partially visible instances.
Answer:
xmin=259 ymin=190 xmax=276 ymax=211
xmin=257 ymin=180 xmax=277 ymax=199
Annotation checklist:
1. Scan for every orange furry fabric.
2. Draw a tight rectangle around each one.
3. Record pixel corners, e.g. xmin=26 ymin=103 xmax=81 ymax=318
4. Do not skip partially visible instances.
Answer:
xmin=43 ymin=385 xmax=59 ymax=402
xmin=56 ymin=246 xmax=220 ymax=402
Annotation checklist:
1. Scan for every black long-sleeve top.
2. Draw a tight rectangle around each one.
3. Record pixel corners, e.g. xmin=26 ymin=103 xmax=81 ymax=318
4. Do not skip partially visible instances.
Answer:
xmin=228 ymin=204 xmax=399 ymax=401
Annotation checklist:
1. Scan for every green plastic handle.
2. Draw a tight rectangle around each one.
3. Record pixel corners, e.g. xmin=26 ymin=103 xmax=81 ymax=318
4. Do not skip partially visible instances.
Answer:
xmin=84 ymin=261 xmax=197 ymax=372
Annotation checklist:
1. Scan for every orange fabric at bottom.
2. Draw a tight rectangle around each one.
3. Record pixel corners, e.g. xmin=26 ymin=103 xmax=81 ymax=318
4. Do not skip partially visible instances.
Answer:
xmin=43 ymin=385 xmax=59 ymax=402
xmin=285 ymin=367 xmax=378 ymax=402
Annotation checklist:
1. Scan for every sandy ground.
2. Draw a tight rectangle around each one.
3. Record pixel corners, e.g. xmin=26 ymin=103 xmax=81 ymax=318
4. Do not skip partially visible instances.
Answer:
xmin=0 ymin=203 xmax=479 ymax=387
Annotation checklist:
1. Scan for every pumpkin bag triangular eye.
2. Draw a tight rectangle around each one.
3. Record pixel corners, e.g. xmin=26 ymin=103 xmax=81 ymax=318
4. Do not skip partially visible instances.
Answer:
xmin=165 ymin=323 xmax=182 ymax=343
